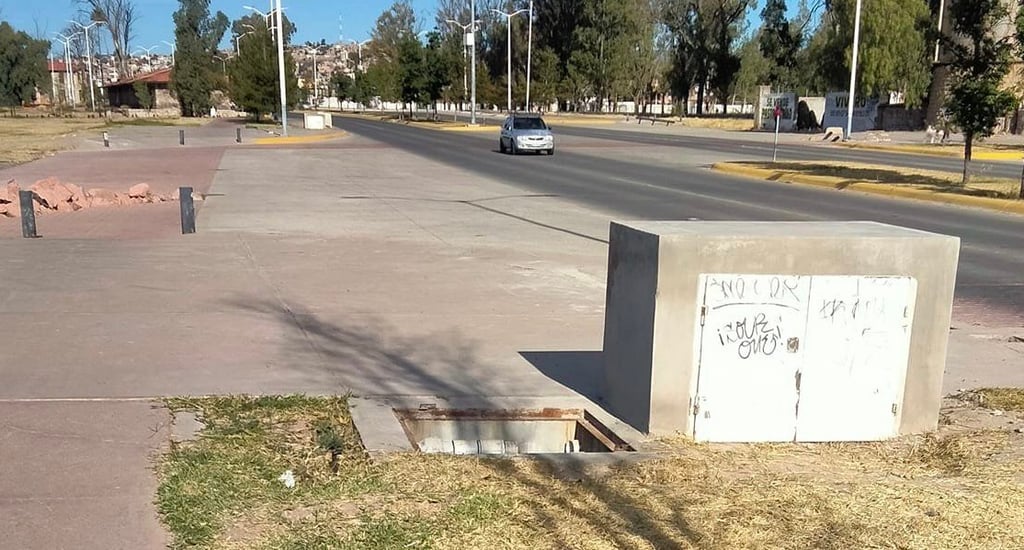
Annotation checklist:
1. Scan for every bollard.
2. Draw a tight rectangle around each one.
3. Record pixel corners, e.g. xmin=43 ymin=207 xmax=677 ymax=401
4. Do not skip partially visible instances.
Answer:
xmin=179 ymin=187 xmax=196 ymax=234
xmin=236 ymin=127 xmax=242 ymax=144
xmin=18 ymin=191 xmax=38 ymax=238
xmin=179 ymin=129 xmax=185 ymax=146
xmin=103 ymin=131 xmax=110 ymax=148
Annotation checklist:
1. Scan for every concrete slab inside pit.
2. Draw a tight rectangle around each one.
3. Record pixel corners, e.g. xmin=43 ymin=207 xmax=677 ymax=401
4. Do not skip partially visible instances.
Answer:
xmin=602 ymin=221 xmax=961 ymax=438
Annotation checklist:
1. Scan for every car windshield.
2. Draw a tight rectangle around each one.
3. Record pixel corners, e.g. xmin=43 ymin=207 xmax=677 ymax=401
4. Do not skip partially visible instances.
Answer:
xmin=512 ymin=117 xmax=547 ymax=130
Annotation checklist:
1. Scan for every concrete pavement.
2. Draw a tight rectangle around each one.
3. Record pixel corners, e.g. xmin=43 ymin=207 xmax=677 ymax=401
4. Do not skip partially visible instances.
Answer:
xmin=0 ymin=118 xmax=1021 ymax=547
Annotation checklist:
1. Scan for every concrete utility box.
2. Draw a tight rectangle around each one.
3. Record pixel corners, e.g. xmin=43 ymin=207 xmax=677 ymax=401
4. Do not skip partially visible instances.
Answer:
xmin=303 ymin=113 xmax=326 ymax=130
xmin=601 ymin=221 xmax=960 ymax=442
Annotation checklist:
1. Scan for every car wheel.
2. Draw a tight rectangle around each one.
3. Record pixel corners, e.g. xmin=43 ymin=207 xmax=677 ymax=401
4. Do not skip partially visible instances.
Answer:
xmin=547 ymin=148 xmax=555 ymax=156
xmin=499 ymin=139 xmax=506 ymax=154
xmin=511 ymin=142 xmax=518 ymax=156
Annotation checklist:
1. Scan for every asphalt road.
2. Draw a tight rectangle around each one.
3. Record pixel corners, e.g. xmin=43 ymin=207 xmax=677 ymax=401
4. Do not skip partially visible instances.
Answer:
xmin=336 ymin=117 xmax=1024 ymax=322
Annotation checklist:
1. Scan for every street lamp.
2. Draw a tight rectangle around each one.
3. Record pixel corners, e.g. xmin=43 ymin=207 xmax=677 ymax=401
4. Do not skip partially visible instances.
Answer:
xmin=470 ymin=0 xmax=477 ymax=124
xmin=133 ymin=45 xmax=160 ymax=75
xmin=163 ymin=40 xmax=176 ymax=64
xmin=213 ymin=54 xmax=232 ymax=75
xmin=243 ymin=1 xmax=289 ymax=135
xmin=70 ymin=20 xmax=102 ymax=111
xmin=526 ymin=0 xmax=534 ymax=112
xmin=492 ymin=7 xmax=528 ymax=113
xmin=54 ymin=33 xmax=76 ymax=106
xmin=234 ymin=31 xmax=254 ymax=55
xmin=446 ymin=18 xmax=481 ymax=112
xmin=349 ymin=39 xmax=370 ymax=72
xmin=308 ymin=48 xmax=319 ymax=107
xmin=845 ymin=0 xmax=863 ymax=141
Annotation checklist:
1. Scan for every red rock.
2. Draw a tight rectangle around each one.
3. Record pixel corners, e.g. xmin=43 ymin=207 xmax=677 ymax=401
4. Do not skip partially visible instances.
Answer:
xmin=128 ymin=183 xmax=151 ymax=199
xmin=30 ymin=177 xmax=73 ymax=210
xmin=86 ymin=188 xmax=119 ymax=208
xmin=1 ymin=180 xmax=19 ymax=204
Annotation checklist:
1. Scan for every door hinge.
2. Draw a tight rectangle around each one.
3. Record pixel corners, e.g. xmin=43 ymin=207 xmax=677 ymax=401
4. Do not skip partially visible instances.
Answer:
xmin=699 ymin=305 xmax=708 ymax=327
xmin=692 ymin=400 xmax=700 ymax=417
xmin=891 ymin=403 xmax=898 ymax=416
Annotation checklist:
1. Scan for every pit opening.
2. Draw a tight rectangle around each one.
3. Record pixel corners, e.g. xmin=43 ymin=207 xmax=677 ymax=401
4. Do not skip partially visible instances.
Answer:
xmin=395 ymin=407 xmax=635 ymax=455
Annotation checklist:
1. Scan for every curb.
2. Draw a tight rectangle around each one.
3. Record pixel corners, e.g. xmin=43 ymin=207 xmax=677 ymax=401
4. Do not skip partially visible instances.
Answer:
xmin=252 ymin=132 xmax=346 ymax=145
xmin=712 ymin=162 xmax=1024 ymax=215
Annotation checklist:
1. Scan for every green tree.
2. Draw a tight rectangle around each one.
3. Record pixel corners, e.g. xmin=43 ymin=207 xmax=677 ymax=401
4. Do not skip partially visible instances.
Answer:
xmin=172 ymin=0 xmax=229 ymax=117
xmin=707 ymin=0 xmax=751 ymax=113
xmin=397 ymin=35 xmax=426 ymax=115
xmin=227 ymin=19 xmax=300 ymax=120
xmin=332 ymin=72 xmax=354 ymax=109
xmin=808 ymin=0 xmax=932 ymax=105
xmin=941 ymin=0 xmax=1022 ymax=185
xmin=132 ymin=79 xmax=153 ymax=110
xmin=759 ymin=0 xmax=800 ymax=89
xmin=735 ymin=32 xmax=769 ymax=104
xmin=423 ymin=32 xmax=457 ymax=115
xmin=0 ymin=22 xmax=49 ymax=112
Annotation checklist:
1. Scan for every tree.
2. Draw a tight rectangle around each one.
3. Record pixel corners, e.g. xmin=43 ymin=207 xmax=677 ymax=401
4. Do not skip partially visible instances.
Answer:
xmin=423 ymin=32 xmax=457 ymax=115
xmin=759 ymin=0 xmax=800 ymax=89
xmin=78 ymin=0 xmax=136 ymax=78
xmin=0 ymin=22 xmax=49 ymax=112
xmin=397 ymin=34 xmax=427 ymax=115
xmin=332 ymin=72 xmax=354 ymax=109
xmin=735 ymin=32 xmax=769 ymax=104
xmin=132 ymin=79 xmax=153 ymax=110
xmin=227 ymin=18 xmax=300 ymax=120
xmin=231 ymin=13 xmax=296 ymax=45
xmin=706 ymin=0 xmax=750 ymax=113
xmin=172 ymin=0 xmax=229 ymax=117
xmin=809 ymin=0 xmax=932 ymax=105
xmin=941 ymin=0 xmax=1022 ymax=185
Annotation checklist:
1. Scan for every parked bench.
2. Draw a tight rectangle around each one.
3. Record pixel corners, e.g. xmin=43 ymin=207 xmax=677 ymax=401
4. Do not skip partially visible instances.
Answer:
xmin=636 ymin=116 xmax=676 ymax=126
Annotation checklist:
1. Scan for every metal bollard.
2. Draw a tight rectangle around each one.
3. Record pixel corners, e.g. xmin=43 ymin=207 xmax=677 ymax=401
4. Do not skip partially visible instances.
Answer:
xmin=236 ymin=127 xmax=242 ymax=144
xmin=179 ymin=129 xmax=185 ymax=146
xmin=19 ymin=191 xmax=38 ymax=238
xmin=179 ymin=187 xmax=196 ymax=234
xmin=103 ymin=131 xmax=110 ymax=148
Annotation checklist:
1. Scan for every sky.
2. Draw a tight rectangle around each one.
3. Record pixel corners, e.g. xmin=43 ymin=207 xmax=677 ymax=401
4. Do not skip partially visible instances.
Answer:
xmin=0 ymin=0 xmax=775 ymax=56
xmin=0 ymin=0 xmax=437 ymax=55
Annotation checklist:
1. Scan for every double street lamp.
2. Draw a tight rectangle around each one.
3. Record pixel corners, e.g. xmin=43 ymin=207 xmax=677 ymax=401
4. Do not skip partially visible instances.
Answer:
xmin=491 ymin=7 xmax=528 ymax=113
xmin=54 ymin=33 xmax=77 ymax=106
xmin=244 ymin=1 xmax=289 ymax=135
xmin=445 ymin=18 xmax=481 ymax=112
xmin=70 ymin=20 xmax=102 ymax=111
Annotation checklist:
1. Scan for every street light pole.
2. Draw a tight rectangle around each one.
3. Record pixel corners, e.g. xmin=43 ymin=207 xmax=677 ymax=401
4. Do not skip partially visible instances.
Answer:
xmin=162 ymin=40 xmax=176 ymax=64
xmin=470 ymin=0 xmax=477 ymax=124
xmin=492 ymin=8 xmax=528 ymax=113
xmin=71 ymin=20 xmax=101 ymax=111
xmin=312 ymin=49 xmax=318 ymax=107
xmin=274 ymin=0 xmax=288 ymax=135
xmin=526 ymin=0 xmax=533 ymax=112
xmin=54 ymin=35 xmax=73 ymax=105
xmin=845 ymin=0 xmax=863 ymax=141
xmin=445 ymin=19 xmax=481 ymax=112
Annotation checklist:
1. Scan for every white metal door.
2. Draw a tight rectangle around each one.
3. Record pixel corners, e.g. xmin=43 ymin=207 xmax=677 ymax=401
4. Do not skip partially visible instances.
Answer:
xmin=692 ymin=275 xmax=810 ymax=442
xmin=795 ymin=277 xmax=917 ymax=441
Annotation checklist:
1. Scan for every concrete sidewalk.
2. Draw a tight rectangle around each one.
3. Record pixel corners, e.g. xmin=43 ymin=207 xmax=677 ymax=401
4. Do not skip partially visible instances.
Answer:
xmin=0 ymin=122 xmax=1021 ymax=548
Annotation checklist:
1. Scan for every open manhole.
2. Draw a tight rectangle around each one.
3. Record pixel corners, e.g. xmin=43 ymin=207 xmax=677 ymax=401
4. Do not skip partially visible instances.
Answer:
xmin=395 ymin=406 xmax=635 ymax=455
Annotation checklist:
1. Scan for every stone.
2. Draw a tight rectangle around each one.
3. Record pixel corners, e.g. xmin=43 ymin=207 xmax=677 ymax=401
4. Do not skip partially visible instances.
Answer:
xmin=86 ymin=188 xmax=119 ymax=208
xmin=30 ymin=177 xmax=74 ymax=211
xmin=0 ymin=180 xmax=17 ymax=204
xmin=128 ymin=183 xmax=151 ymax=199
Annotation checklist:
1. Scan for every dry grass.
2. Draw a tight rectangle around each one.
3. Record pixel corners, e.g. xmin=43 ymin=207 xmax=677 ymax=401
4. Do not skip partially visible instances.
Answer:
xmin=678 ymin=117 xmax=755 ymax=131
xmin=0 ymin=116 xmax=106 ymax=165
xmin=157 ymin=395 xmax=1024 ymax=550
xmin=973 ymin=388 xmax=1024 ymax=413
xmin=743 ymin=160 xmax=1021 ymax=199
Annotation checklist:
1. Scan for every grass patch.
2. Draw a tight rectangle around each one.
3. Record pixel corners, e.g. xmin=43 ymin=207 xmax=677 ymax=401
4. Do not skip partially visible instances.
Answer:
xmin=736 ymin=160 xmax=1021 ymax=199
xmin=0 ymin=116 xmax=107 ymax=165
xmin=678 ymin=116 xmax=755 ymax=131
xmin=157 ymin=395 xmax=1024 ymax=550
xmin=107 ymin=117 xmax=207 ymax=127
xmin=975 ymin=388 xmax=1024 ymax=412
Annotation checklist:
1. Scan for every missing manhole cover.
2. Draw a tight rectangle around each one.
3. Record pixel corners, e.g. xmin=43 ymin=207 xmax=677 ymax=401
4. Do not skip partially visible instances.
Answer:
xmin=394 ymin=407 xmax=634 ymax=455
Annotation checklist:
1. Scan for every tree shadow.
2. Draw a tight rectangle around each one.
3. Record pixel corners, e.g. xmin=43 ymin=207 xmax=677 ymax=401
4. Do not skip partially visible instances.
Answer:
xmin=759 ymin=161 xmax=1018 ymax=198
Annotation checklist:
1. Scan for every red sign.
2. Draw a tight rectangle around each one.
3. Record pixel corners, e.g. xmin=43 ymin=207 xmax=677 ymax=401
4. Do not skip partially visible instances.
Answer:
xmin=773 ymin=105 xmax=782 ymax=119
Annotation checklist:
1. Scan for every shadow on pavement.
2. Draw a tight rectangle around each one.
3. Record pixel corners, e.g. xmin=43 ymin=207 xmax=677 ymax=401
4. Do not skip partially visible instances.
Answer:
xmin=519 ymin=350 xmax=605 ymax=403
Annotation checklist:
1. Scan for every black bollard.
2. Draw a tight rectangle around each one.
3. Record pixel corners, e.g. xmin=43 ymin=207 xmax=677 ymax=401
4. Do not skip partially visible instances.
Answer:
xmin=236 ymin=127 xmax=242 ymax=144
xmin=179 ymin=187 xmax=196 ymax=234
xmin=179 ymin=129 xmax=185 ymax=146
xmin=103 ymin=131 xmax=110 ymax=148
xmin=18 ymin=191 xmax=38 ymax=238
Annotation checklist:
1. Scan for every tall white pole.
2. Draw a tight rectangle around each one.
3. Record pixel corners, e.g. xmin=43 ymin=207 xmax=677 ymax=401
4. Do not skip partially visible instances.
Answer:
xmin=934 ymin=0 xmax=945 ymax=63
xmin=313 ymin=49 xmax=318 ymax=107
xmin=526 ymin=0 xmax=533 ymax=112
xmin=275 ymin=0 xmax=288 ymax=136
xmin=506 ymin=19 xmax=512 ymax=113
xmin=49 ymin=53 xmax=57 ymax=107
xmin=85 ymin=26 xmax=96 ymax=111
xmin=470 ymin=0 xmax=477 ymax=124
xmin=845 ymin=0 xmax=863 ymax=141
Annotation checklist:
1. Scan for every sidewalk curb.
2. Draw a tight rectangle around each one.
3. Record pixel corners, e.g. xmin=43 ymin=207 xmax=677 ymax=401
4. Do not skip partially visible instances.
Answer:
xmin=712 ymin=162 xmax=1024 ymax=215
xmin=252 ymin=132 xmax=347 ymax=145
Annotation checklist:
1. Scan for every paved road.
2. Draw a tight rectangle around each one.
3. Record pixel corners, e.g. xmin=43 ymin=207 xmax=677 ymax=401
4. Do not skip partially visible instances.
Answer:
xmin=336 ymin=117 xmax=1024 ymax=323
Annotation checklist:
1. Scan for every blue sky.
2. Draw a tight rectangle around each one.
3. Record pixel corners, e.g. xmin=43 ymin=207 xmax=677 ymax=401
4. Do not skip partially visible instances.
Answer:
xmin=1 ymin=0 xmax=775 ymax=55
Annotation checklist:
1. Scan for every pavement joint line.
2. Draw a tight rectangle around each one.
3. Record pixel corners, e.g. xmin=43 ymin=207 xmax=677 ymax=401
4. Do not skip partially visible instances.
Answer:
xmin=0 ymin=397 xmax=161 ymax=403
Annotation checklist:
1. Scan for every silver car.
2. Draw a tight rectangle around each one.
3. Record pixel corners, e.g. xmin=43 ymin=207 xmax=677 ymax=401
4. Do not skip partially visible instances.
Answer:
xmin=499 ymin=114 xmax=554 ymax=155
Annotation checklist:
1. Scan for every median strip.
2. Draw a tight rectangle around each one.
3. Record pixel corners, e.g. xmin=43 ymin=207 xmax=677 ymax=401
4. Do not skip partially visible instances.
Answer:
xmin=839 ymin=141 xmax=1024 ymax=161
xmin=253 ymin=132 xmax=347 ymax=145
xmin=713 ymin=161 xmax=1024 ymax=215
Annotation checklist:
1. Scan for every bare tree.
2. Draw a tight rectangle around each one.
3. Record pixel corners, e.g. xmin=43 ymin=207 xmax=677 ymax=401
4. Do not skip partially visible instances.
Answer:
xmin=77 ymin=0 xmax=136 ymax=76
